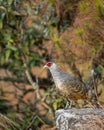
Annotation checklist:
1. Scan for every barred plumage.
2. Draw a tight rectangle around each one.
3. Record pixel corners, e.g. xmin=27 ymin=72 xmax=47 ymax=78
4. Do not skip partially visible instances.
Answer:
xmin=44 ymin=62 xmax=102 ymax=108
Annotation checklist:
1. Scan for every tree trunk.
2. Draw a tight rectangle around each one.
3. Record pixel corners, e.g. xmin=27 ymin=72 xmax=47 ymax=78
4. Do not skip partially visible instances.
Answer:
xmin=55 ymin=108 xmax=104 ymax=130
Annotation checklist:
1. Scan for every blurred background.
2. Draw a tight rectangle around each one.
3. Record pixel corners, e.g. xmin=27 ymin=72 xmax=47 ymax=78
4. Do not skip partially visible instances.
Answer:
xmin=0 ymin=0 xmax=104 ymax=129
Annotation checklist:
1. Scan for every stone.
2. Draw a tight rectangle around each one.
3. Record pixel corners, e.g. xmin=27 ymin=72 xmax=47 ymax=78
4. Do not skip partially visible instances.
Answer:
xmin=55 ymin=108 xmax=104 ymax=130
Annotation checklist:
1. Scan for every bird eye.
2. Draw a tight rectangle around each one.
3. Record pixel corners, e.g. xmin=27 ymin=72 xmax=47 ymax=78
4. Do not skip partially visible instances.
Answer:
xmin=47 ymin=62 xmax=52 ymax=67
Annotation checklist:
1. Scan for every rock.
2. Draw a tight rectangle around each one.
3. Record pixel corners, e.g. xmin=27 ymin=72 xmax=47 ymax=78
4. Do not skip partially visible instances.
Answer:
xmin=55 ymin=108 xmax=104 ymax=130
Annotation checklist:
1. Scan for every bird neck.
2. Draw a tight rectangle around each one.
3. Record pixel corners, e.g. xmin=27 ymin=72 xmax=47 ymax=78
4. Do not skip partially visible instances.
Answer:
xmin=50 ymin=65 xmax=62 ymax=78
xmin=49 ymin=65 xmax=69 ymax=88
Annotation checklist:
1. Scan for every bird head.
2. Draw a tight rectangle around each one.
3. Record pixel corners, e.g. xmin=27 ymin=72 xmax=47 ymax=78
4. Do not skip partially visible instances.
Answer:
xmin=43 ymin=62 xmax=55 ymax=69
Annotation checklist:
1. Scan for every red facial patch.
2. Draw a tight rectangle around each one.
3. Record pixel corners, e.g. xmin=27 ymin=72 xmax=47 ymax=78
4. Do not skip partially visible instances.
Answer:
xmin=46 ymin=62 xmax=52 ymax=67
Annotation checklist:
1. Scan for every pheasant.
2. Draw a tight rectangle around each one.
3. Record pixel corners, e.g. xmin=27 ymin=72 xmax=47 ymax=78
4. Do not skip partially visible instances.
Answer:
xmin=44 ymin=62 xmax=102 ymax=108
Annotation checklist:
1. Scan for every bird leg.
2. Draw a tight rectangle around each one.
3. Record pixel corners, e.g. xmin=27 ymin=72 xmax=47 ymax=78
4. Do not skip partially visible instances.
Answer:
xmin=65 ymin=101 xmax=72 ymax=109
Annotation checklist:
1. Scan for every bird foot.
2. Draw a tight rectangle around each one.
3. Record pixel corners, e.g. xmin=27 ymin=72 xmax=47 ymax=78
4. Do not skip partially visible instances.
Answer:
xmin=65 ymin=102 xmax=72 ymax=109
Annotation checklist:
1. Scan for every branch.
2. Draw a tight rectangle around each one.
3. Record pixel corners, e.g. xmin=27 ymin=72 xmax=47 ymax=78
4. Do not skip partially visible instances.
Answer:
xmin=24 ymin=64 xmax=40 ymax=99
xmin=15 ymin=44 xmax=41 ymax=99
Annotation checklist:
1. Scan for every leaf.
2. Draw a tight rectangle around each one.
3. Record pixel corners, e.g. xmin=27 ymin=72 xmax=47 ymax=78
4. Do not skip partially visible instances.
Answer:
xmin=29 ymin=60 xmax=35 ymax=68
xmin=49 ymin=0 xmax=55 ymax=5
xmin=94 ymin=0 xmax=104 ymax=15
xmin=43 ymin=27 xmax=50 ymax=37
xmin=51 ymin=17 xmax=58 ymax=24
xmin=95 ymin=65 xmax=103 ymax=74
xmin=53 ymin=102 xmax=58 ymax=110
xmin=14 ymin=51 xmax=19 ymax=59
xmin=79 ymin=1 xmax=89 ymax=13
xmin=11 ymin=11 xmax=21 ymax=16
xmin=44 ymin=91 xmax=49 ymax=96
xmin=75 ymin=28 xmax=83 ymax=37
xmin=1 ymin=12 xmax=6 ymax=20
xmin=95 ymin=0 xmax=103 ymax=8
xmin=0 ymin=56 xmax=5 ymax=65
xmin=53 ymin=98 xmax=63 ymax=110
xmin=94 ymin=66 xmax=103 ymax=79
xmin=0 ymin=19 xmax=3 ymax=29
xmin=0 ymin=6 xmax=7 ymax=11
xmin=6 ymin=45 xmax=17 ymax=51
xmin=9 ymin=20 xmax=16 ymax=26
xmin=34 ymin=25 xmax=41 ymax=30
xmin=5 ymin=49 xmax=11 ymax=61
xmin=3 ymin=34 xmax=13 ymax=43
xmin=8 ymin=0 xmax=13 ymax=6
xmin=27 ymin=6 xmax=31 ymax=15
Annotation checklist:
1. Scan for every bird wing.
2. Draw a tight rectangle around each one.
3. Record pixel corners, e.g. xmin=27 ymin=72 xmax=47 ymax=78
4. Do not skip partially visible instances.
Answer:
xmin=60 ymin=76 xmax=87 ymax=100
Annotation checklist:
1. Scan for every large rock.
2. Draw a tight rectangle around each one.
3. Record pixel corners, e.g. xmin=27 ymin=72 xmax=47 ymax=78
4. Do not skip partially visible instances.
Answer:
xmin=55 ymin=108 xmax=104 ymax=130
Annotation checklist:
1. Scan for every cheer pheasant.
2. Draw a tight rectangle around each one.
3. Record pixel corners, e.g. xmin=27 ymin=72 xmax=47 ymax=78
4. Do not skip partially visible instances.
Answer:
xmin=44 ymin=62 xmax=102 ymax=108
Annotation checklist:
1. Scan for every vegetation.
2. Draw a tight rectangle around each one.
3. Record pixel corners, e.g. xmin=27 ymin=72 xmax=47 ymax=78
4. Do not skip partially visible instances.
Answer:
xmin=0 ymin=0 xmax=104 ymax=129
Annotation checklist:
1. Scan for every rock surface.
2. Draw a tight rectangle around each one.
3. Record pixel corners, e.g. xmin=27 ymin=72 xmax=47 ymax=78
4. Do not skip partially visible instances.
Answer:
xmin=55 ymin=108 xmax=104 ymax=130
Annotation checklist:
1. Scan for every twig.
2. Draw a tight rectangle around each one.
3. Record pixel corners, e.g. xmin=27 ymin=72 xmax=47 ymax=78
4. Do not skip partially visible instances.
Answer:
xmin=0 ymin=113 xmax=20 ymax=130
xmin=16 ymin=44 xmax=41 ymax=99
xmin=25 ymin=115 xmax=37 ymax=130
xmin=24 ymin=63 xmax=40 ymax=99
xmin=25 ymin=114 xmax=46 ymax=130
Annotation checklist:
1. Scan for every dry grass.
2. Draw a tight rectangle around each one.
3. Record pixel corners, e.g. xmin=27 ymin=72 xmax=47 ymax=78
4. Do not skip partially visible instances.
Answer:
xmin=0 ymin=113 xmax=20 ymax=130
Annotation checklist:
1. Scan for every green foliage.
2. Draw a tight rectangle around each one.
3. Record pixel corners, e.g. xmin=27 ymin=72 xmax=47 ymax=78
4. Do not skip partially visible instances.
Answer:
xmin=75 ymin=27 xmax=84 ymax=39
xmin=94 ymin=65 xmax=103 ymax=79
xmin=49 ymin=0 xmax=56 ymax=5
xmin=94 ymin=0 xmax=104 ymax=16
xmin=0 ymin=112 xmax=20 ymax=130
xmin=49 ymin=26 xmax=60 ymax=44
xmin=0 ymin=0 xmax=44 ymax=77
xmin=79 ymin=0 xmax=89 ymax=13
xmin=53 ymin=98 xmax=66 ymax=110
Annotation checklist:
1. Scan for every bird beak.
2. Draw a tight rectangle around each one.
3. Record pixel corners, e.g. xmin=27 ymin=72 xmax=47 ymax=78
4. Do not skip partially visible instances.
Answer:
xmin=43 ymin=65 xmax=47 ymax=69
